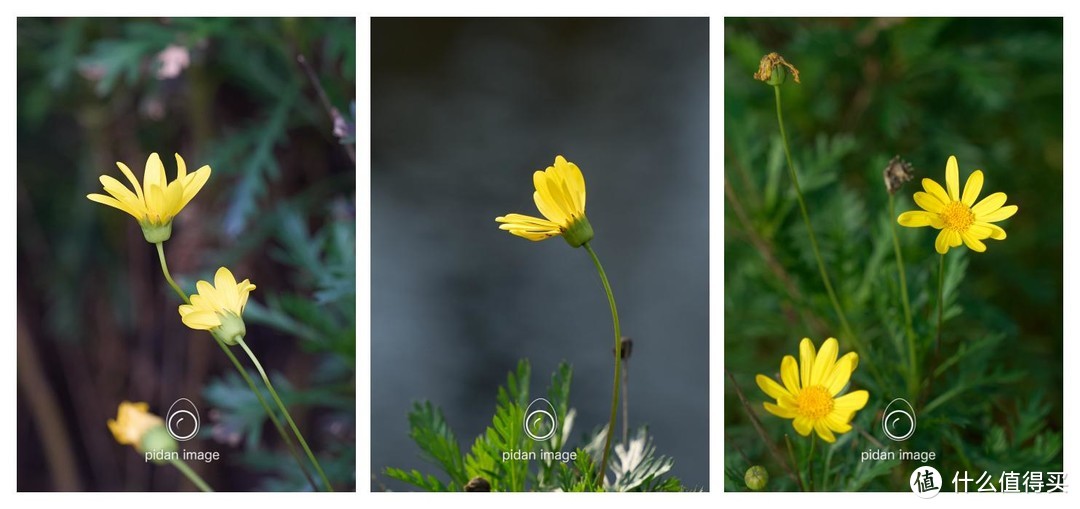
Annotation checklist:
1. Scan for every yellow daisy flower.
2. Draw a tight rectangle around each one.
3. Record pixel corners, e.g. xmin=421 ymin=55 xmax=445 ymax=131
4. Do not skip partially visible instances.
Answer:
xmin=87 ymin=152 xmax=211 ymax=243
xmin=756 ymin=337 xmax=869 ymax=443
xmin=107 ymin=400 xmax=176 ymax=455
xmin=495 ymin=155 xmax=594 ymax=247
xmin=178 ymin=267 xmax=256 ymax=345
xmin=897 ymin=155 xmax=1017 ymax=254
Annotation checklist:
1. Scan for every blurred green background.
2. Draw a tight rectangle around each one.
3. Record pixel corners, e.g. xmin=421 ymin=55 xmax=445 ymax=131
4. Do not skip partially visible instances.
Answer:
xmin=724 ymin=18 xmax=1062 ymax=491
xmin=17 ymin=17 xmax=356 ymax=491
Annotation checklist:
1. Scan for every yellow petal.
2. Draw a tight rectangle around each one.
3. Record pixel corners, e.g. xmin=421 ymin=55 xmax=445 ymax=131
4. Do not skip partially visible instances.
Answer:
xmin=533 ymin=190 xmax=566 ymax=225
xmin=798 ymin=338 xmax=816 ymax=388
xmin=237 ymin=279 xmax=256 ymax=313
xmin=196 ymin=280 xmax=225 ymax=312
xmin=174 ymin=153 xmax=188 ymax=180
xmin=833 ymin=390 xmax=869 ymax=412
xmin=824 ymin=413 xmax=853 ymax=434
xmin=756 ymin=374 xmax=792 ymax=402
xmin=100 ymin=175 xmax=146 ymax=215
xmin=921 ymin=178 xmax=950 ymax=205
xmin=179 ymin=166 xmax=211 ymax=211
xmin=934 ymin=229 xmax=952 ymax=254
xmin=960 ymin=231 xmax=986 ymax=252
xmin=814 ymin=421 xmax=837 ymax=443
xmin=143 ymin=153 xmax=166 ymax=199
xmin=763 ymin=402 xmax=796 ymax=419
xmin=215 ymin=267 xmax=241 ymax=313
xmin=945 ymin=155 xmax=960 ymax=201
xmin=912 ymin=192 xmax=945 ymax=213
xmin=977 ymin=204 xmax=1017 ymax=223
xmin=974 ymin=221 xmax=1006 ymax=240
xmin=562 ymin=158 xmax=587 ymax=213
xmin=165 ymin=180 xmax=185 ymax=218
xmin=181 ymin=310 xmax=221 ymax=330
xmin=780 ymin=355 xmax=800 ymax=394
xmin=87 ymin=193 xmax=140 ymax=219
xmin=823 ymin=352 xmax=856 ymax=396
xmin=897 ymin=210 xmax=940 ymax=228
xmin=146 ymin=184 xmax=167 ymax=223
xmin=792 ymin=417 xmax=813 ymax=436
xmin=116 ymin=162 xmax=145 ymax=202
xmin=810 ymin=338 xmax=838 ymax=386
xmin=961 ymin=170 xmax=983 ymax=206
xmin=971 ymin=192 xmax=1007 ymax=216
xmin=533 ymin=170 xmax=570 ymax=224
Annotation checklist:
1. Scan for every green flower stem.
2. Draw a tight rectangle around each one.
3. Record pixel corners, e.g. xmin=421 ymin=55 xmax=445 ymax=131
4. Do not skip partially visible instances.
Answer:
xmin=154 ymin=243 xmax=319 ymax=491
xmin=168 ymin=457 xmax=214 ymax=492
xmin=211 ymin=335 xmax=318 ymax=491
xmin=235 ymin=337 xmax=333 ymax=492
xmin=805 ymin=434 xmax=816 ymax=491
xmin=936 ymin=253 xmax=945 ymax=349
xmin=784 ymin=434 xmax=805 ymax=492
xmin=772 ymin=85 xmax=861 ymax=355
xmin=155 ymin=242 xmax=189 ymax=304
xmin=888 ymin=194 xmax=919 ymax=399
xmin=583 ymin=242 xmax=621 ymax=488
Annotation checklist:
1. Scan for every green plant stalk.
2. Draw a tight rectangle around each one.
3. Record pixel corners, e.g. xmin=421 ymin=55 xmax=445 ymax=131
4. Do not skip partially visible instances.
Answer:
xmin=771 ymin=85 xmax=861 ymax=355
xmin=155 ymin=242 xmax=189 ymax=304
xmin=236 ymin=337 xmax=333 ymax=491
xmin=805 ymin=434 xmax=816 ymax=491
xmin=887 ymin=195 xmax=919 ymax=399
xmin=936 ymin=253 xmax=945 ymax=349
xmin=784 ymin=434 xmax=804 ymax=492
xmin=169 ymin=457 xmax=214 ymax=492
xmin=154 ymin=243 xmax=319 ymax=491
xmin=583 ymin=242 xmax=621 ymax=489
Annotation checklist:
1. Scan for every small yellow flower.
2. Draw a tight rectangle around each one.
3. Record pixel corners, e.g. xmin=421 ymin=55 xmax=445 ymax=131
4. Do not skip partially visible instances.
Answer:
xmin=756 ymin=338 xmax=869 ymax=443
xmin=108 ymin=401 xmax=164 ymax=448
xmin=897 ymin=155 xmax=1017 ymax=254
xmin=87 ymin=152 xmax=211 ymax=243
xmin=178 ymin=267 xmax=256 ymax=345
xmin=495 ymin=155 xmax=594 ymax=247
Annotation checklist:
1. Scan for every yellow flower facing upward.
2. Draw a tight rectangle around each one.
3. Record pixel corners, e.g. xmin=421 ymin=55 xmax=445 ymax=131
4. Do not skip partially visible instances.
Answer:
xmin=178 ymin=267 xmax=256 ymax=346
xmin=756 ymin=337 xmax=869 ymax=443
xmin=897 ymin=155 xmax=1017 ymax=254
xmin=107 ymin=401 xmax=175 ymax=454
xmin=87 ymin=152 xmax=211 ymax=243
xmin=495 ymin=155 xmax=594 ymax=248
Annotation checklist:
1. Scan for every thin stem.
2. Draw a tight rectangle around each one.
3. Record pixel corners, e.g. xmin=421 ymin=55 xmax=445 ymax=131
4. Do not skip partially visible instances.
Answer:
xmin=805 ymin=434 xmax=816 ymax=491
xmin=784 ymin=434 xmax=805 ymax=492
xmin=212 ymin=336 xmax=318 ymax=491
xmin=169 ymin=458 xmax=214 ymax=492
xmin=583 ymin=242 xmax=621 ymax=488
xmin=154 ymin=242 xmax=318 ymax=491
xmin=236 ymin=337 xmax=333 ymax=491
xmin=621 ymin=354 xmax=629 ymax=446
xmin=155 ymin=242 xmax=189 ymax=304
xmin=772 ymin=85 xmax=861 ymax=354
xmin=888 ymin=194 xmax=918 ymax=399
xmin=936 ymin=253 xmax=945 ymax=351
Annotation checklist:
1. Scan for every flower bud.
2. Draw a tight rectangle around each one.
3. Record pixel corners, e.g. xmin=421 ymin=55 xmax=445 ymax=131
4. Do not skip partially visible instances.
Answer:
xmin=745 ymin=465 xmax=769 ymax=491
xmin=140 ymin=425 xmax=179 ymax=464
xmin=754 ymin=53 xmax=801 ymax=86
xmin=210 ymin=312 xmax=247 ymax=346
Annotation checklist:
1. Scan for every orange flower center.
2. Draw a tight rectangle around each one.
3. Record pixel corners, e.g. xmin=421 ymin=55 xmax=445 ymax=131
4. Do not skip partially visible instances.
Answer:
xmin=795 ymin=385 xmax=834 ymax=420
xmin=940 ymin=201 xmax=975 ymax=232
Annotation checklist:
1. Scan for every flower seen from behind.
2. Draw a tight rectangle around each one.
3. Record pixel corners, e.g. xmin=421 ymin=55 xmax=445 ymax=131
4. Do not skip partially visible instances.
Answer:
xmin=178 ymin=267 xmax=255 ymax=346
xmin=495 ymin=155 xmax=594 ymax=248
xmin=87 ymin=152 xmax=211 ymax=243
xmin=756 ymin=337 xmax=869 ymax=443
xmin=107 ymin=401 xmax=175 ymax=454
xmin=897 ymin=155 xmax=1017 ymax=254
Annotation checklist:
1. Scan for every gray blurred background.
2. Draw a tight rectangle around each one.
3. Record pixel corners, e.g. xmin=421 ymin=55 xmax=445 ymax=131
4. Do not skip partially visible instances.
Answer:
xmin=371 ymin=18 xmax=709 ymax=491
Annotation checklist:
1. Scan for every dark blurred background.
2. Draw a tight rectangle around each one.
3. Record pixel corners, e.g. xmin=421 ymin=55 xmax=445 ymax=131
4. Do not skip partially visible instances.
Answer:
xmin=17 ymin=18 xmax=356 ymax=491
xmin=371 ymin=18 xmax=709 ymax=490
xmin=724 ymin=18 xmax=1062 ymax=490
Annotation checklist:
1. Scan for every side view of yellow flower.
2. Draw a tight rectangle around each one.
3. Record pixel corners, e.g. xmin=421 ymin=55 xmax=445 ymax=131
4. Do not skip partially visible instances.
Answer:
xmin=495 ymin=155 xmax=594 ymax=248
xmin=87 ymin=152 xmax=211 ymax=243
xmin=107 ymin=401 xmax=165 ymax=447
xmin=756 ymin=337 xmax=869 ymax=443
xmin=897 ymin=155 xmax=1017 ymax=254
xmin=178 ymin=267 xmax=256 ymax=345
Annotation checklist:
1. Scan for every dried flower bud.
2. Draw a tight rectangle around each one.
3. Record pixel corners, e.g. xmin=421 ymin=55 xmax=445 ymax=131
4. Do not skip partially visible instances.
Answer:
xmin=614 ymin=336 xmax=633 ymax=360
xmin=464 ymin=477 xmax=491 ymax=492
xmin=754 ymin=53 xmax=801 ymax=86
xmin=883 ymin=155 xmax=914 ymax=194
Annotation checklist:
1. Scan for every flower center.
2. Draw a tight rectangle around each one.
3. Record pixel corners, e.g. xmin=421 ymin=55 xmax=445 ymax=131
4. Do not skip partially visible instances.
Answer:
xmin=795 ymin=385 xmax=834 ymax=420
xmin=940 ymin=201 xmax=975 ymax=232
